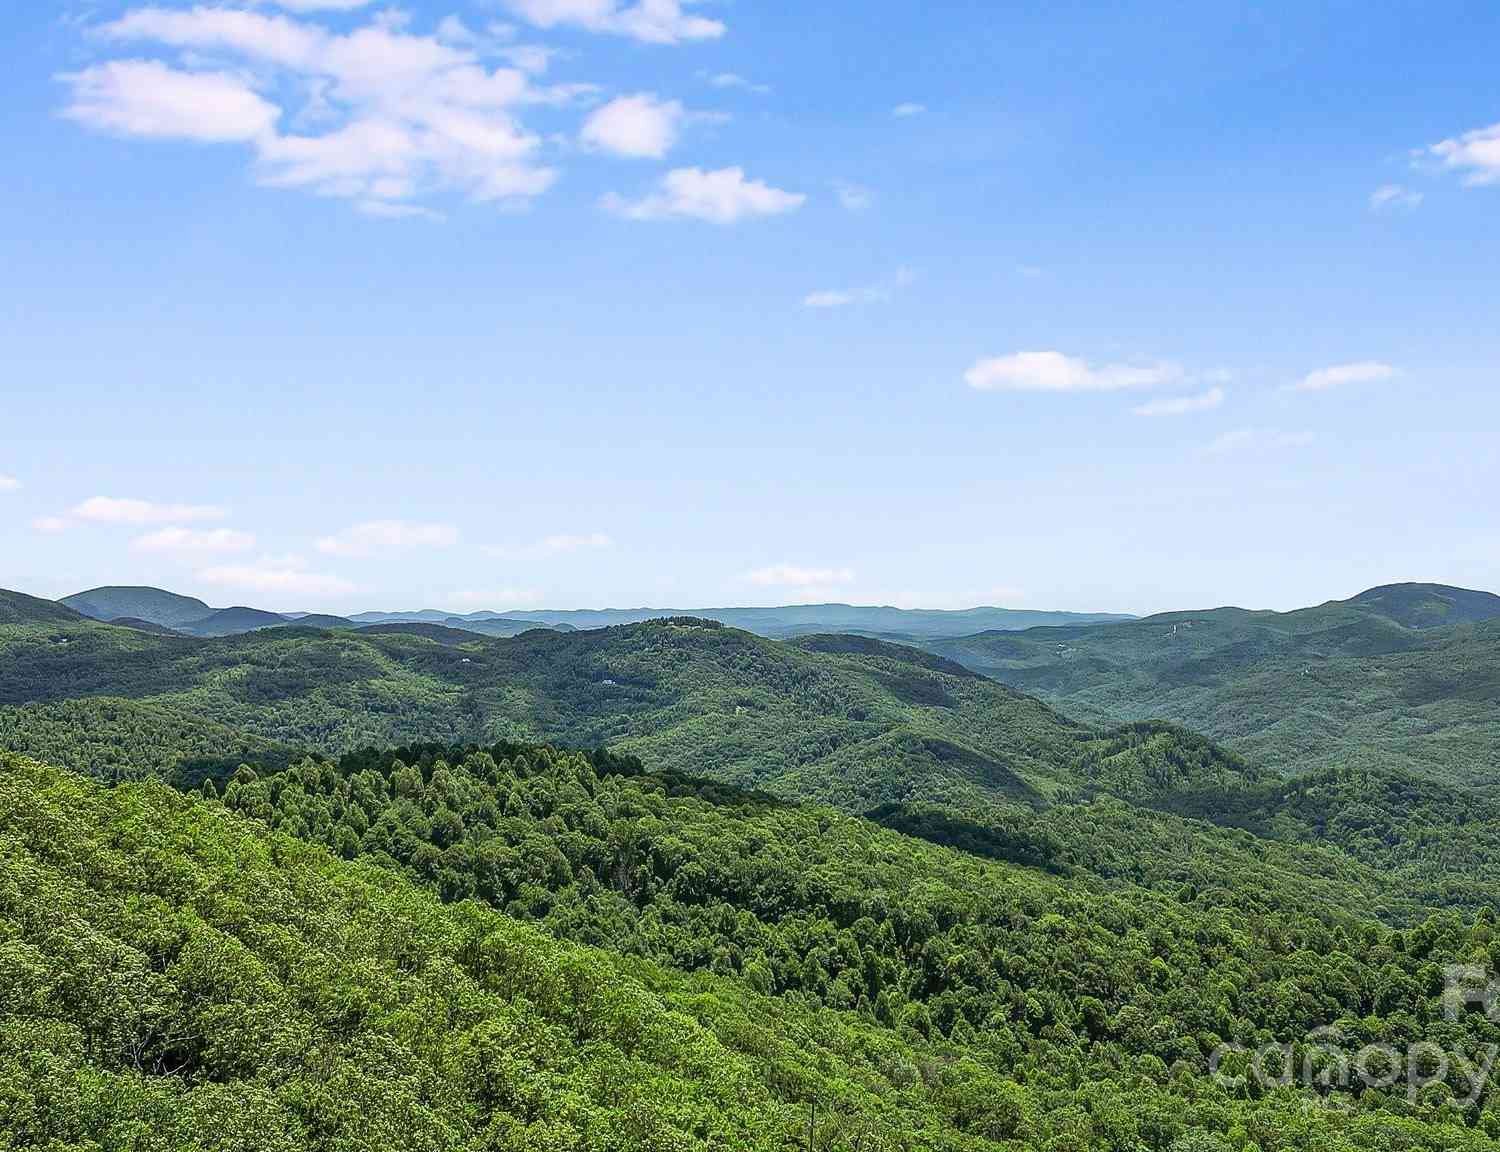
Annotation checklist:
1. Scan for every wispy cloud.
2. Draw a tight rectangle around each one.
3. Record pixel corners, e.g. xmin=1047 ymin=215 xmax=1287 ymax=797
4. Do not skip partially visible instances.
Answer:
xmin=604 ymin=167 xmax=805 ymax=223
xmin=503 ymin=0 xmax=724 ymax=44
xmin=485 ymin=532 xmax=613 ymax=558
xmin=316 ymin=520 xmax=459 ymax=557
xmin=1370 ymin=184 xmax=1423 ymax=212
xmin=892 ymin=102 xmax=926 ymax=118
xmin=1429 ymin=120 xmax=1500 ymax=186
xmin=1202 ymin=427 xmax=1314 ymax=456
xmin=1132 ymin=386 xmax=1227 ymax=417
xmin=702 ymin=71 xmax=769 ymax=94
xmin=802 ymin=267 xmax=914 ymax=309
xmin=745 ymin=564 xmax=856 ymax=588
xmin=966 ymin=351 xmax=1182 ymax=393
xmin=198 ymin=554 xmax=356 ymax=597
xmin=580 ymin=93 xmax=684 ymax=159
xmin=0 ymin=473 xmax=19 ymax=493
xmin=273 ymin=1 xmax=376 ymax=11
xmin=1292 ymin=361 xmax=1397 ymax=393
xmin=32 ymin=517 xmax=70 ymax=536
xmin=70 ymin=496 xmax=228 ymax=525
xmin=803 ymin=290 xmax=854 ymax=309
xmin=132 ymin=526 xmax=257 ymax=555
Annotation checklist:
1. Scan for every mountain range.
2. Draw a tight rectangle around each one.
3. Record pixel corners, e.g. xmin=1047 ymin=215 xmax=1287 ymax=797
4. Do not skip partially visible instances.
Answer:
xmin=916 ymin=582 xmax=1500 ymax=787
xmin=61 ymin=585 xmax=1132 ymax=641
xmin=6 ymin=577 xmax=1500 ymax=1147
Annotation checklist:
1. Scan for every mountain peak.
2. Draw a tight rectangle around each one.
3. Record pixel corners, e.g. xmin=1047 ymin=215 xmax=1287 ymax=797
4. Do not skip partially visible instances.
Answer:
xmin=1345 ymin=583 xmax=1500 ymax=629
xmin=62 ymin=586 xmax=212 ymax=627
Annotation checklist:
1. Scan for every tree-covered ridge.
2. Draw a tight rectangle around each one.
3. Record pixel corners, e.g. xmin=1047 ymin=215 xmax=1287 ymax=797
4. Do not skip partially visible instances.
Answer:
xmin=0 ymin=750 xmax=986 ymax=1151
xmin=0 ymin=589 xmax=82 ymax=627
xmin=6 ymin=606 xmax=1500 ymax=921
xmin=921 ymin=592 xmax=1500 ymax=788
xmin=0 ymin=610 xmax=1253 ymax=813
xmin=8 ymin=746 xmax=1500 ymax=1151
xmin=207 ymin=742 xmax=1500 ymax=1095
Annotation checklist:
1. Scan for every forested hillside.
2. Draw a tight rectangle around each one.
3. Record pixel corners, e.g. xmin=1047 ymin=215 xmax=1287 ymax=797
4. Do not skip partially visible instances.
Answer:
xmin=0 ymin=600 xmax=1230 ymax=811
xmin=5 ymin=588 xmax=1500 ymax=922
xmin=7 ymin=745 xmax=1500 ymax=1150
xmin=922 ymin=584 xmax=1500 ymax=788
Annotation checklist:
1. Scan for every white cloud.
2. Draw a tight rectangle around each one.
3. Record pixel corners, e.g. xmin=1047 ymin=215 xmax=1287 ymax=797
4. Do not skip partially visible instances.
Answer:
xmin=1132 ymin=386 xmax=1227 ymax=417
xmin=966 ymin=351 xmax=1181 ymax=393
xmin=604 ymin=166 xmax=805 ymax=223
xmin=803 ymin=290 xmax=854 ymax=309
xmin=483 ymin=531 xmax=613 ymax=558
xmin=1430 ymin=120 xmax=1500 ymax=186
xmin=580 ymin=93 xmax=683 ymax=158
xmin=70 ymin=496 xmax=228 ymax=524
xmin=802 ymin=267 xmax=914 ymax=310
xmin=501 ymin=44 xmax=554 ymax=75
xmin=273 ymin=0 xmax=374 ymax=11
xmin=504 ymin=0 xmax=724 ymax=44
xmin=198 ymin=555 xmax=357 ymax=597
xmin=60 ymin=5 xmax=577 ymax=216
xmin=132 ymin=526 xmax=257 ymax=555
xmin=317 ymin=519 xmax=459 ymax=557
xmin=1370 ymin=183 xmax=1423 ymax=211
xmin=59 ymin=60 xmax=281 ymax=142
xmin=1202 ymin=427 xmax=1314 ymax=456
xmin=33 ymin=517 xmax=70 ymax=536
xmin=745 ymin=564 xmax=856 ymax=588
xmin=0 ymin=473 xmax=19 ymax=492
xmin=892 ymin=103 xmax=926 ymax=118
xmin=703 ymin=72 xmax=768 ymax=93
xmin=1293 ymin=361 xmax=1397 ymax=393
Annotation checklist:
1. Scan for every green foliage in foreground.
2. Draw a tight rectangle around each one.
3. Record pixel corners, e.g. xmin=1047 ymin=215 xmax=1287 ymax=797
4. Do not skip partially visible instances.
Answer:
xmin=7 ymin=747 xmax=1500 ymax=1152
xmin=210 ymin=740 xmax=1500 ymax=1047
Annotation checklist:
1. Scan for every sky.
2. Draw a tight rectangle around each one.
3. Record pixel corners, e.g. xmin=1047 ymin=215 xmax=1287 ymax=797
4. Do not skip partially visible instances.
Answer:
xmin=1 ymin=0 xmax=1498 ymax=616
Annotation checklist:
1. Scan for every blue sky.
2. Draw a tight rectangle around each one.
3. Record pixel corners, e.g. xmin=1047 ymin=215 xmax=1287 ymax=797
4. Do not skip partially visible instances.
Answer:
xmin=2 ymin=0 xmax=1497 ymax=615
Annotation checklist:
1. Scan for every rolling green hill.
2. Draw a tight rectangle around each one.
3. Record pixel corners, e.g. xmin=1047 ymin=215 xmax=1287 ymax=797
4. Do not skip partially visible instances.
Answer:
xmin=0 ymin=597 xmax=1229 ymax=813
xmin=0 ymin=587 xmax=82 ymax=626
xmin=177 ymin=606 xmax=292 ymax=636
xmin=62 ymin=585 xmax=213 ymax=627
xmin=922 ymin=584 xmax=1500 ymax=788
xmin=1348 ymin=582 xmax=1500 ymax=629
xmin=8 ymin=586 xmax=1500 ymax=922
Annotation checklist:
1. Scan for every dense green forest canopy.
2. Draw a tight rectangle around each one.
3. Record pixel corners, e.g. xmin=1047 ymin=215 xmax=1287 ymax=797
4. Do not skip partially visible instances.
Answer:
xmin=7 ymin=744 xmax=1500 ymax=1150
xmin=7 ymin=574 xmax=1500 ymax=1149
xmin=920 ymin=584 xmax=1500 ymax=788
xmin=0 ymin=602 xmax=1211 ymax=810
xmin=4 ymin=590 xmax=1500 ymax=922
